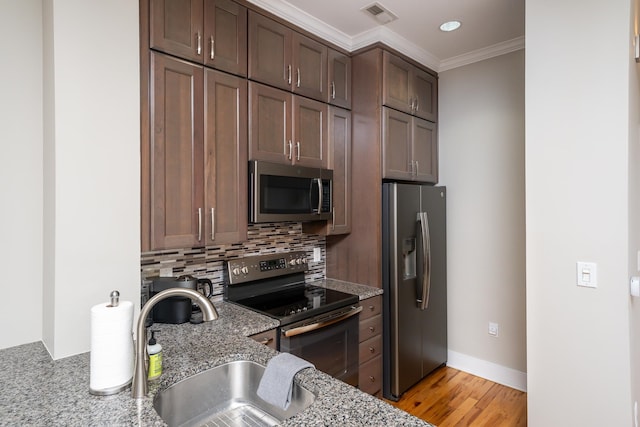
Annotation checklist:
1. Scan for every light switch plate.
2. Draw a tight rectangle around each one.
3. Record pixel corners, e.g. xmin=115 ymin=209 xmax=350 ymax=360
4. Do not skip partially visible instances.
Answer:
xmin=313 ymin=247 xmax=321 ymax=262
xmin=576 ymin=262 xmax=597 ymax=288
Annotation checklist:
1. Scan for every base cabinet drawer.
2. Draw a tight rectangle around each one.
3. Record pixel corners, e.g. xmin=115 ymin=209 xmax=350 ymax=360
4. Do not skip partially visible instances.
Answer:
xmin=359 ymin=355 xmax=382 ymax=395
xmin=359 ymin=314 xmax=382 ymax=342
xmin=249 ymin=329 xmax=277 ymax=350
xmin=359 ymin=334 xmax=382 ymax=365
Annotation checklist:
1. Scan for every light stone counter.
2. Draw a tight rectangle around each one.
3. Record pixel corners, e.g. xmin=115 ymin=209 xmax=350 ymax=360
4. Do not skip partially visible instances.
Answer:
xmin=0 ymin=301 xmax=432 ymax=426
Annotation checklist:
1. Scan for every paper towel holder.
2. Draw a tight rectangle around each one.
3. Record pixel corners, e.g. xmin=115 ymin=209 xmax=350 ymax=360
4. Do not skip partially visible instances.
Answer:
xmin=89 ymin=290 xmax=134 ymax=396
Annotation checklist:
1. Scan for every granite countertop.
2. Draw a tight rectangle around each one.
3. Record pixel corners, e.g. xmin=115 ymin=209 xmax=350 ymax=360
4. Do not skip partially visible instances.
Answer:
xmin=0 ymin=296 xmax=431 ymax=426
xmin=316 ymin=278 xmax=384 ymax=300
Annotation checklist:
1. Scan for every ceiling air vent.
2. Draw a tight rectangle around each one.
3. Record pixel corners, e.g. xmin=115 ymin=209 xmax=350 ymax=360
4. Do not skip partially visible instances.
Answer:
xmin=361 ymin=2 xmax=398 ymax=25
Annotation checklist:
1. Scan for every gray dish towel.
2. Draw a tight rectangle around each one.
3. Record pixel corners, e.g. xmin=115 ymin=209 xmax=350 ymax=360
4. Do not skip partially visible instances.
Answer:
xmin=256 ymin=353 xmax=314 ymax=410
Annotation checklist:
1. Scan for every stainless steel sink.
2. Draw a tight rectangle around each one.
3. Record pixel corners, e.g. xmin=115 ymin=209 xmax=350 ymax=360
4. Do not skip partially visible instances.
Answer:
xmin=153 ymin=360 xmax=315 ymax=427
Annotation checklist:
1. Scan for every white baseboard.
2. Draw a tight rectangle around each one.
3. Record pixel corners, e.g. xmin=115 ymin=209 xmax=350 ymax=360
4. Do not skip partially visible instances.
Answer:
xmin=446 ymin=350 xmax=527 ymax=392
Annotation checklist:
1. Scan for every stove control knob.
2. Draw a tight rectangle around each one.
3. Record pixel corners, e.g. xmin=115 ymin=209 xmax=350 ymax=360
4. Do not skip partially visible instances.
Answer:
xmin=232 ymin=268 xmax=241 ymax=276
xmin=301 ymin=258 xmax=307 ymax=264
xmin=296 ymin=258 xmax=302 ymax=265
xmin=241 ymin=267 xmax=249 ymax=274
xmin=289 ymin=259 xmax=296 ymax=266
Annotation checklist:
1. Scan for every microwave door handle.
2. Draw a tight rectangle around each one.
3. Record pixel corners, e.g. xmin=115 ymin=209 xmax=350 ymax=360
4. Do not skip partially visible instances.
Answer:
xmin=416 ymin=212 xmax=431 ymax=310
xmin=316 ymin=178 xmax=323 ymax=214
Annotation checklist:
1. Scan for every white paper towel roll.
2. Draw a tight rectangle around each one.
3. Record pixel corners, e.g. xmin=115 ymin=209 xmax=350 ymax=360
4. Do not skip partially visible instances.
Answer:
xmin=89 ymin=299 xmax=134 ymax=395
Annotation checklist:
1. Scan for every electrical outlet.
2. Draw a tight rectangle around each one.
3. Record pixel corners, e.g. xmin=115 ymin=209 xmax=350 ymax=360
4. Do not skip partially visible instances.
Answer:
xmin=159 ymin=267 xmax=173 ymax=277
xmin=488 ymin=322 xmax=499 ymax=337
xmin=313 ymin=247 xmax=321 ymax=262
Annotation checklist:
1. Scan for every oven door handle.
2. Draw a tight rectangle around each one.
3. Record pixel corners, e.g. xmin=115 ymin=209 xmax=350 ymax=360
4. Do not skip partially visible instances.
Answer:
xmin=282 ymin=306 xmax=363 ymax=338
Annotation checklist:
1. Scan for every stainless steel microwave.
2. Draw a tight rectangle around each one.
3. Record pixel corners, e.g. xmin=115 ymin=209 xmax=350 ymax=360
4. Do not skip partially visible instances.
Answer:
xmin=249 ymin=160 xmax=333 ymax=223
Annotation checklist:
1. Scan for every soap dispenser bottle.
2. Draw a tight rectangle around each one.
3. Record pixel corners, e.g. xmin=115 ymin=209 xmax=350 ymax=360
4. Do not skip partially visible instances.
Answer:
xmin=147 ymin=330 xmax=162 ymax=380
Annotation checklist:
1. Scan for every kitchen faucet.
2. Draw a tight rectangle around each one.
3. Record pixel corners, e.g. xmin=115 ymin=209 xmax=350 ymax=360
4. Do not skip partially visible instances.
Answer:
xmin=131 ymin=288 xmax=219 ymax=399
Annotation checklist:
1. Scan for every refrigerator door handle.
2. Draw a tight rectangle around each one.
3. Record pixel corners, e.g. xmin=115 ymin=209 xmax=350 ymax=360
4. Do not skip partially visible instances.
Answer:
xmin=416 ymin=211 xmax=431 ymax=310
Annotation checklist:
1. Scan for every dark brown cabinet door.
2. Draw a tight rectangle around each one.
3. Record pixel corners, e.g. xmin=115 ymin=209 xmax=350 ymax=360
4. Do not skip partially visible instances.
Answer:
xmin=249 ymin=82 xmax=293 ymax=163
xmin=382 ymin=51 xmax=412 ymax=115
xmin=293 ymin=96 xmax=328 ymax=168
xmin=150 ymin=53 xmax=204 ymax=249
xmin=292 ymin=33 xmax=327 ymax=101
xmin=150 ymin=0 xmax=204 ymax=63
xmin=413 ymin=68 xmax=437 ymax=122
xmin=204 ymin=69 xmax=247 ymax=245
xmin=328 ymin=106 xmax=351 ymax=233
xmin=412 ymin=118 xmax=438 ymax=183
xmin=150 ymin=0 xmax=247 ymax=75
xmin=203 ymin=0 xmax=247 ymax=76
xmin=383 ymin=50 xmax=438 ymax=122
xmin=327 ymin=49 xmax=351 ymax=109
xmin=248 ymin=11 xmax=292 ymax=91
xmin=382 ymin=107 xmax=412 ymax=180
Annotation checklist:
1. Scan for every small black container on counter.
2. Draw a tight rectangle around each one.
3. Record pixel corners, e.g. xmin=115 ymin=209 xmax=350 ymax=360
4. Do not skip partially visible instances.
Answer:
xmin=149 ymin=276 xmax=197 ymax=324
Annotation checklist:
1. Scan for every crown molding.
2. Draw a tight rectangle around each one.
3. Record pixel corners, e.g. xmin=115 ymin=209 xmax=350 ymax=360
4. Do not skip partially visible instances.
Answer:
xmin=439 ymin=36 xmax=526 ymax=72
xmin=246 ymin=0 xmax=524 ymax=73
xmin=246 ymin=0 xmax=353 ymax=51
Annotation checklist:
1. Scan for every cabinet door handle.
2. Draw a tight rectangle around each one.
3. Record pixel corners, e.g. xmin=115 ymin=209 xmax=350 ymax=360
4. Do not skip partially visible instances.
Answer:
xmin=409 ymin=98 xmax=414 ymax=112
xmin=288 ymin=140 xmax=293 ymax=160
xmin=210 ymin=207 xmax=215 ymax=241
xmin=210 ymin=36 xmax=215 ymax=60
xmin=296 ymin=141 xmax=301 ymax=161
xmin=287 ymin=65 xmax=292 ymax=85
xmin=369 ymin=376 xmax=375 ymax=382
xmin=369 ymin=326 xmax=375 ymax=333
xmin=331 ymin=81 xmax=336 ymax=99
xmin=296 ymin=68 xmax=301 ymax=87
xmin=197 ymin=208 xmax=202 ymax=242
xmin=415 ymin=161 xmax=419 ymax=176
xmin=415 ymin=97 xmax=419 ymax=112
xmin=196 ymin=32 xmax=202 ymax=55
xmin=258 ymin=337 xmax=273 ymax=345
xmin=331 ymin=207 xmax=335 ymax=231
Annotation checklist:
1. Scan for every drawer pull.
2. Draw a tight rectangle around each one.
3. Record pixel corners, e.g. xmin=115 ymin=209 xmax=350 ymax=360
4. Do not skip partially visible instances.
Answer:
xmin=259 ymin=337 xmax=273 ymax=345
xmin=369 ymin=347 xmax=375 ymax=353
xmin=368 ymin=305 xmax=375 ymax=311
xmin=369 ymin=376 xmax=375 ymax=382
xmin=369 ymin=326 xmax=375 ymax=333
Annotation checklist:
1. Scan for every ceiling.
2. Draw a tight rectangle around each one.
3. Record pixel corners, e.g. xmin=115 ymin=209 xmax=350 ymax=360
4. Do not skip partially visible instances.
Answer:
xmin=247 ymin=0 xmax=525 ymax=72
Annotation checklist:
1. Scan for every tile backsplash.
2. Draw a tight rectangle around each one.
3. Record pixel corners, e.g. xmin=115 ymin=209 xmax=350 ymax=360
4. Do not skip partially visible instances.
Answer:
xmin=140 ymin=222 xmax=326 ymax=301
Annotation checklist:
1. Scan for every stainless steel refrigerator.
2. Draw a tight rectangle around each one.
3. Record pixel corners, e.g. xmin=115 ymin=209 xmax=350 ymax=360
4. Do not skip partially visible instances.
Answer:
xmin=382 ymin=182 xmax=447 ymax=401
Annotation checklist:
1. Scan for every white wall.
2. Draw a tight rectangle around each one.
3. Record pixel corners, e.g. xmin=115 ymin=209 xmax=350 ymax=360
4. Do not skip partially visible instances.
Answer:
xmin=40 ymin=0 xmax=141 ymax=359
xmin=0 ymin=0 xmax=43 ymax=349
xmin=629 ymin=0 xmax=640 ymax=418
xmin=526 ymin=1 xmax=633 ymax=425
xmin=0 ymin=0 xmax=142 ymax=357
xmin=439 ymin=50 xmax=526 ymax=389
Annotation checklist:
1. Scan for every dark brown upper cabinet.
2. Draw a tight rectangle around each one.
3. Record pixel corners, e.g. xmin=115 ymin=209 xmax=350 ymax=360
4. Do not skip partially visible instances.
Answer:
xmin=150 ymin=0 xmax=247 ymax=76
xmin=382 ymin=51 xmax=437 ymax=122
xmin=248 ymin=11 xmax=327 ymax=102
xmin=149 ymin=52 xmax=247 ymax=250
xmin=382 ymin=107 xmax=437 ymax=183
xmin=249 ymin=82 xmax=328 ymax=168
xmin=327 ymin=49 xmax=351 ymax=109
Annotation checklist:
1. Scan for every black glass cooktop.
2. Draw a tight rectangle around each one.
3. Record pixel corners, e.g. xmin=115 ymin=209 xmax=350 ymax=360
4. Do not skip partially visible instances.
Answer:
xmin=234 ymin=284 xmax=358 ymax=325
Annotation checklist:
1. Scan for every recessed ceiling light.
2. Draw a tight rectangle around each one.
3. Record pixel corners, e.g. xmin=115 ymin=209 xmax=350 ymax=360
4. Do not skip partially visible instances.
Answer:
xmin=439 ymin=20 xmax=461 ymax=32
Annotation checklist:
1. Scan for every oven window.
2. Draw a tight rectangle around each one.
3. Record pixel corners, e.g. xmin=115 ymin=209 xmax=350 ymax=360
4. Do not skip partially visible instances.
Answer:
xmin=260 ymin=175 xmax=314 ymax=214
xmin=280 ymin=313 xmax=359 ymax=387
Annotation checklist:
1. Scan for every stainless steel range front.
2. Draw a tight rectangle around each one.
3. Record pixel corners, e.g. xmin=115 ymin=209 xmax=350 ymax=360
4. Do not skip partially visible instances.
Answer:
xmin=224 ymin=251 xmax=361 ymax=386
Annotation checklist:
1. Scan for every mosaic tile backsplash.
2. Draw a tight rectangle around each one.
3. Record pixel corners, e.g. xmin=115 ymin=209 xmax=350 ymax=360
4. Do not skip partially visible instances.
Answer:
xmin=140 ymin=222 xmax=326 ymax=301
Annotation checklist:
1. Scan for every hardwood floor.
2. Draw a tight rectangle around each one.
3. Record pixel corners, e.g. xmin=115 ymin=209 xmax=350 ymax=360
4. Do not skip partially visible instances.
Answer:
xmin=387 ymin=366 xmax=527 ymax=426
